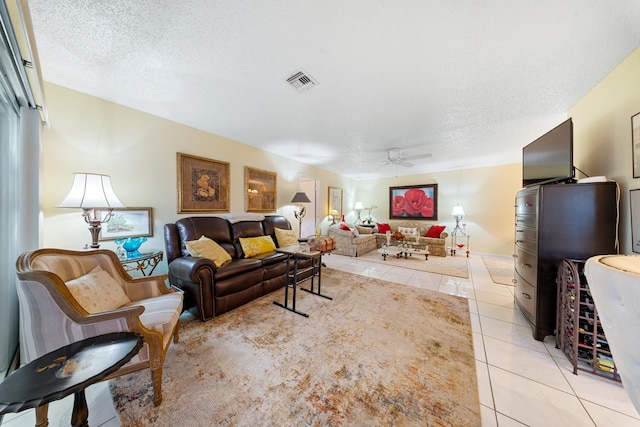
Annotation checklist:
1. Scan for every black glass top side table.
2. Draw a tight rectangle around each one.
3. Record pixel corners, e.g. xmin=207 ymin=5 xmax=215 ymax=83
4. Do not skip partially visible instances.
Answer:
xmin=0 ymin=332 xmax=143 ymax=427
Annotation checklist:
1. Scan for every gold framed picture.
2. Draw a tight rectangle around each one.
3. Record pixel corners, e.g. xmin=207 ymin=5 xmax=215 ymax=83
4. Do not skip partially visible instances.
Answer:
xmin=244 ymin=166 xmax=277 ymax=212
xmin=328 ymin=186 xmax=343 ymax=218
xmin=177 ymin=152 xmax=230 ymax=213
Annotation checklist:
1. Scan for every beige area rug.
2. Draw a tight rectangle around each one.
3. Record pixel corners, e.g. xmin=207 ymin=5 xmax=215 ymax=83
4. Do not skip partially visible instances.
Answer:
xmin=482 ymin=255 xmax=514 ymax=286
xmin=110 ymin=268 xmax=480 ymax=426
xmin=357 ymin=249 xmax=470 ymax=279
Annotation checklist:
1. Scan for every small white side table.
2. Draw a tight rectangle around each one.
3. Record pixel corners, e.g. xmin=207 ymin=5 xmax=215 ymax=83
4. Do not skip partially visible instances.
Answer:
xmin=450 ymin=234 xmax=470 ymax=257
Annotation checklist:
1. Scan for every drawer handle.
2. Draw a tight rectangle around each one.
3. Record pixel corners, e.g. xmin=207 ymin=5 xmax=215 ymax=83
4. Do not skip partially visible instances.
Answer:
xmin=522 ymin=263 xmax=532 ymax=268
xmin=525 ymin=203 xmax=533 ymax=207
xmin=512 ymin=278 xmax=517 ymax=284
xmin=516 ymin=240 xmax=524 ymax=243
xmin=522 ymin=292 xmax=532 ymax=299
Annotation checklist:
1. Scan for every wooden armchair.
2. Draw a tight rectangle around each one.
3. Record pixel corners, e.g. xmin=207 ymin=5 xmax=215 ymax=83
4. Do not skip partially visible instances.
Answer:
xmin=15 ymin=248 xmax=183 ymax=412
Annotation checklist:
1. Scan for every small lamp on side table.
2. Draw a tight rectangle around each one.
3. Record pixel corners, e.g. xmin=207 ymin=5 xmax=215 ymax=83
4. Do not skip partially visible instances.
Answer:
xmin=57 ymin=173 xmax=124 ymax=249
xmin=329 ymin=209 xmax=339 ymax=225
xmin=451 ymin=204 xmax=466 ymax=236
xmin=354 ymin=201 xmax=364 ymax=224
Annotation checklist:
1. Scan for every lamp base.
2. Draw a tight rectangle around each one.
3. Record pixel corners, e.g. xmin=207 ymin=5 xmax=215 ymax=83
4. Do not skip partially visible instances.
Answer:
xmin=88 ymin=221 xmax=102 ymax=249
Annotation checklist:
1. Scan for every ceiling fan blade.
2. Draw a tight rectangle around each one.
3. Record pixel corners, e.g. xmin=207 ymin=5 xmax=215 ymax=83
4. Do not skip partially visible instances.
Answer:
xmin=397 ymin=161 xmax=414 ymax=167
xmin=401 ymin=153 xmax=432 ymax=161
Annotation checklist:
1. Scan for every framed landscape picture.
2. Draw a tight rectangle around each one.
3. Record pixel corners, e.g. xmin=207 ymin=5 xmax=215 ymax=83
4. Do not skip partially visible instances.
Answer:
xmin=389 ymin=184 xmax=438 ymax=220
xmin=244 ymin=166 xmax=277 ymax=212
xmin=97 ymin=207 xmax=153 ymax=240
xmin=177 ymin=152 xmax=230 ymax=213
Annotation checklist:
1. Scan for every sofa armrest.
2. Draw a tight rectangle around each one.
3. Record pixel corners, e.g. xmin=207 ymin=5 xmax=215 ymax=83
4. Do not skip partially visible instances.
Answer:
xmin=168 ymin=256 xmax=217 ymax=282
xmin=167 ymin=256 xmax=217 ymax=321
xmin=440 ymin=231 xmax=449 ymax=239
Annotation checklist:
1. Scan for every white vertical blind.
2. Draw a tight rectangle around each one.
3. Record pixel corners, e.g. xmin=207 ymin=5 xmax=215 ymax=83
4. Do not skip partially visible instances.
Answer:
xmin=0 ymin=0 xmax=43 ymax=373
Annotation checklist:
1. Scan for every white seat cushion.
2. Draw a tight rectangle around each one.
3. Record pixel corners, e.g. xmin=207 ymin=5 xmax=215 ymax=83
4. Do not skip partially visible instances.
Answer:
xmin=123 ymin=293 xmax=183 ymax=347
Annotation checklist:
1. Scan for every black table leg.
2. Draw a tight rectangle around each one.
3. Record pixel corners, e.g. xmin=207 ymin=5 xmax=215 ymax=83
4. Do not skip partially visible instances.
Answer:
xmin=301 ymin=255 xmax=332 ymax=300
xmin=273 ymin=255 xmax=309 ymax=317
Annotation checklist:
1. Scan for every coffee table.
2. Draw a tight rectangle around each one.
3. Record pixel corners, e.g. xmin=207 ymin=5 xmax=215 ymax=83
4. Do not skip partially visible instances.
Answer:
xmin=378 ymin=242 xmax=429 ymax=261
xmin=0 ymin=332 xmax=143 ymax=427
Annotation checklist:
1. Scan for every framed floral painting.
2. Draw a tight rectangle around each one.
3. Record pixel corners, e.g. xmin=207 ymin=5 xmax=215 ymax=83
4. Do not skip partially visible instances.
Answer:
xmin=389 ymin=184 xmax=438 ymax=220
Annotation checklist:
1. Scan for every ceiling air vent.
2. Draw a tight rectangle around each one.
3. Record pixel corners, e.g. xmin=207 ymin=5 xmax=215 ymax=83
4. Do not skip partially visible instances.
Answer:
xmin=286 ymin=70 xmax=318 ymax=92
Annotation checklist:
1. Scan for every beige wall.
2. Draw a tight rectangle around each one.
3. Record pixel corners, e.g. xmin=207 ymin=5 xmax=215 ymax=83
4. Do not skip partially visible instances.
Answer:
xmin=42 ymin=44 xmax=640 ymax=263
xmin=569 ymin=46 xmax=640 ymax=254
xmin=42 ymin=83 xmax=354 ymax=275
xmin=354 ymin=164 xmax=522 ymax=256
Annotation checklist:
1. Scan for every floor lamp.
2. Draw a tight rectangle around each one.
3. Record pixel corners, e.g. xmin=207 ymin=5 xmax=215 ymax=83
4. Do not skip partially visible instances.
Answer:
xmin=291 ymin=191 xmax=311 ymax=238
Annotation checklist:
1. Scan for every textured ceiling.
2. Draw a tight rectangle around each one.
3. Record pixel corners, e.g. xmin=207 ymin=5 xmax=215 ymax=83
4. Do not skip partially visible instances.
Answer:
xmin=27 ymin=0 xmax=640 ymax=179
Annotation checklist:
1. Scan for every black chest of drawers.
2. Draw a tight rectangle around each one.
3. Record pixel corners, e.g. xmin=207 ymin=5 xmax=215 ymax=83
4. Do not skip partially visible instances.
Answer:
xmin=514 ymin=182 xmax=617 ymax=341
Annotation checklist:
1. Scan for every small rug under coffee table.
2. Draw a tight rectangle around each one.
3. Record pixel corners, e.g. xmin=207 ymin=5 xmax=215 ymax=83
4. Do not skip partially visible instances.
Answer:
xmin=357 ymin=248 xmax=470 ymax=278
xmin=110 ymin=268 xmax=480 ymax=426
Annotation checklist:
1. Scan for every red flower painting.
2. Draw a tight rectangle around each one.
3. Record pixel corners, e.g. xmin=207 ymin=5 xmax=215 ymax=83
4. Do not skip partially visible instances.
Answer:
xmin=389 ymin=185 xmax=438 ymax=219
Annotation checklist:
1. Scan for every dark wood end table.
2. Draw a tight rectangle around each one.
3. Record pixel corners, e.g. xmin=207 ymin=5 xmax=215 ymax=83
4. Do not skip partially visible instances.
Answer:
xmin=0 ymin=332 xmax=143 ymax=427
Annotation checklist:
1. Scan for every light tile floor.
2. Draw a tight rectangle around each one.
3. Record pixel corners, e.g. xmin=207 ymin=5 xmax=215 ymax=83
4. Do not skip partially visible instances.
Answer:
xmin=2 ymin=253 xmax=639 ymax=426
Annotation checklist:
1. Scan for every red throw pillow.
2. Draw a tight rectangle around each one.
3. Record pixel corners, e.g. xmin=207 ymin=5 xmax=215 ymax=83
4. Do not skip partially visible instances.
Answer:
xmin=425 ymin=225 xmax=446 ymax=238
xmin=339 ymin=223 xmax=351 ymax=231
xmin=376 ymin=223 xmax=391 ymax=233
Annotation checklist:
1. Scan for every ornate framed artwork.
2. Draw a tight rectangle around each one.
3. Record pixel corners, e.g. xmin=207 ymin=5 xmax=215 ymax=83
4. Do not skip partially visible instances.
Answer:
xmin=177 ymin=152 xmax=230 ymax=213
xmin=389 ymin=184 xmax=438 ymax=220
xmin=96 ymin=207 xmax=153 ymax=240
xmin=244 ymin=166 xmax=277 ymax=212
xmin=328 ymin=186 xmax=343 ymax=218
xmin=633 ymin=112 xmax=640 ymax=178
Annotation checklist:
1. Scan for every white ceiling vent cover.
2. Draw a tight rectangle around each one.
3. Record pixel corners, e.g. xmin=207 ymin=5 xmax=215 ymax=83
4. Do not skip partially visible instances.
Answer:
xmin=286 ymin=70 xmax=318 ymax=92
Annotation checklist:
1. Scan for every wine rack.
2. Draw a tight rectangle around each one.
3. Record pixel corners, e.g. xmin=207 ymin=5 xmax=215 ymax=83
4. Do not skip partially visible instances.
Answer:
xmin=556 ymin=259 xmax=620 ymax=381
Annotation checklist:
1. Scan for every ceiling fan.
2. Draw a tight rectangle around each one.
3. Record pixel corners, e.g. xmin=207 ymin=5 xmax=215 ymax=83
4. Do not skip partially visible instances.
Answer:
xmin=381 ymin=148 xmax=432 ymax=168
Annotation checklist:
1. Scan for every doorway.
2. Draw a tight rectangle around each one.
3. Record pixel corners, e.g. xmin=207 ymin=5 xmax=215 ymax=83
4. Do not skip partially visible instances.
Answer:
xmin=298 ymin=176 xmax=319 ymax=238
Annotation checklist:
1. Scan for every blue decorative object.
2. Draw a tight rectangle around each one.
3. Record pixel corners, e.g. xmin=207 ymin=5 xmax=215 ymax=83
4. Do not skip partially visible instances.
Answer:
xmin=122 ymin=237 xmax=147 ymax=259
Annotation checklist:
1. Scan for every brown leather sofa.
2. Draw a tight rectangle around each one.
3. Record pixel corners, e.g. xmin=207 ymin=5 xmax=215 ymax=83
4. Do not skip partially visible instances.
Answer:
xmin=164 ymin=215 xmax=306 ymax=321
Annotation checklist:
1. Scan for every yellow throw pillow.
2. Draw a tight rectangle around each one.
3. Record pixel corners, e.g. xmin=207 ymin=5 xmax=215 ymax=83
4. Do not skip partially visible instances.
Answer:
xmin=185 ymin=235 xmax=232 ymax=268
xmin=274 ymin=227 xmax=298 ymax=247
xmin=239 ymin=236 xmax=276 ymax=258
xmin=65 ymin=265 xmax=131 ymax=314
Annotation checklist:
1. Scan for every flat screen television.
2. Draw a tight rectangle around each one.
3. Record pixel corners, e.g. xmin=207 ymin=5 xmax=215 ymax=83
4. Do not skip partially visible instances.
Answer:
xmin=522 ymin=118 xmax=574 ymax=187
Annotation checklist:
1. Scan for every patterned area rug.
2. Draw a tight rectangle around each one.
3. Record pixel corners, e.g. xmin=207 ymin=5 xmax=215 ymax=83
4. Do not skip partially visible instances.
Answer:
xmin=110 ymin=269 xmax=480 ymax=426
xmin=357 ymin=249 xmax=470 ymax=278
xmin=482 ymin=255 xmax=514 ymax=286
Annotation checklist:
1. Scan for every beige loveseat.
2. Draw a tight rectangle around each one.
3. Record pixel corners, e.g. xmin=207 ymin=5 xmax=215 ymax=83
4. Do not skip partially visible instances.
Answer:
xmin=373 ymin=222 xmax=449 ymax=257
xmin=327 ymin=224 xmax=377 ymax=257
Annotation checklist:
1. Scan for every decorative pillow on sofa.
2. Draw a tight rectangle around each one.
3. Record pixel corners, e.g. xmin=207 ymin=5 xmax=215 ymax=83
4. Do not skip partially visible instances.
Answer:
xmin=398 ymin=227 xmax=418 ymax=238
xmin=425 ymin=225 xmax=446 ymax=238
xmin=376 ymin=223 xmax=391 ymax=234
xmin=339 ymin=223 xmax=351 ymax=231
xmin=65 ymin=265 xmax=131 ymax=314
xmin=185 ymin=235 xmax=232 ymax=267
xmin=239 ymin=235 xmax=277 ymax=258
xmin=274 ymin=227 xmax=299 ymax=247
